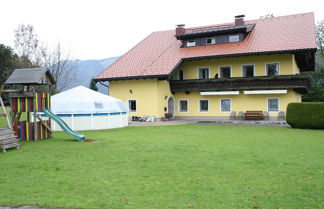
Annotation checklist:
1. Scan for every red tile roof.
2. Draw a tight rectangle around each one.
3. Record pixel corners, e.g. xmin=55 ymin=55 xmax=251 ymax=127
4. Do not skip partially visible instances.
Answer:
xmin=96 ymin=12 xmax=316 ymax=81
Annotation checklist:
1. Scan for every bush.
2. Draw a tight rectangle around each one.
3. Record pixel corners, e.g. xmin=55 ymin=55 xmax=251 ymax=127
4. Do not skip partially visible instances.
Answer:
xmin=286 ymin=102 xmax=324 ymax=129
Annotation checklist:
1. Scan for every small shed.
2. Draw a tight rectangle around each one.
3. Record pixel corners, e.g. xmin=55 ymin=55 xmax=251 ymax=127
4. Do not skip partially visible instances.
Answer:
xmin=49 ymin=86 xmax=128 ymax=131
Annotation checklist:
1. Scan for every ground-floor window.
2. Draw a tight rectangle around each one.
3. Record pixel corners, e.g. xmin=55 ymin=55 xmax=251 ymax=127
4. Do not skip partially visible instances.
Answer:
xmin=128 ymin=100 xmax=137 ymax=112
xmin=268 ymin=98 xmax=279 ymax=112
xmin=199 ymin=99 xmax=209 ymax=112
xmin=179 ymin=100 xmax=188 ymax=112
xmin=220 ymin=99 xmax=231 ymax=112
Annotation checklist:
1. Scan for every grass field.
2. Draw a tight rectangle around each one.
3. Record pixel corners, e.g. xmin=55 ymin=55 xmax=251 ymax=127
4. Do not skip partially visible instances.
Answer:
xmin=0 ymin=124 xmax=323 ymax=209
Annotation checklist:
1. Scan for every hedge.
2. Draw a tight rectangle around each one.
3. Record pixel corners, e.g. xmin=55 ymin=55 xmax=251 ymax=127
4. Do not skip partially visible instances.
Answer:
xmin=286 ymin=102 xmax=324 ymax=129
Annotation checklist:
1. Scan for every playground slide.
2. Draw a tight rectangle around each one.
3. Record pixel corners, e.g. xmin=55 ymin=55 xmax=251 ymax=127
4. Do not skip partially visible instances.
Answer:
xmin=42 ymin=109 xmax=85 ymax=141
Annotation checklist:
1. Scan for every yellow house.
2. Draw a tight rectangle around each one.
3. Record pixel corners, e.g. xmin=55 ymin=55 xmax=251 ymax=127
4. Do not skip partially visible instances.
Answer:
xmin=95 ymin=13 xmax=316 ymax=121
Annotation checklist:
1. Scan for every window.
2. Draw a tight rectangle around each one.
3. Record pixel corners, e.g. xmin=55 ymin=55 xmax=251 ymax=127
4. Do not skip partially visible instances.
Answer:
xmin=206 ymin=37 xmax=216 ymax=45
xmin=199 ymin=100 xmax=209 ymax=112
xmin=178 ymin=69 xmax=184 ymax=80
xmin=268 ymin=98 xmax=279 ymax=112
xmin=187 ymin=40 xmax=196 ymax=47
xmin=171 ymin=69 xmax=184 ymax=80
xmin=242 ymin=64 xmax=255 ymax=77
xmin=128 ymin=100 xmax=137 ymax=112
xmin=229 ymin=35 xmax=240 ymax=42
xmin=220 ymin=99 xmax=231 ymax=112
xmin=266 ymin=63 xmax=280 ymax=76
xmin=94 ymin=102 xmax=103 ymax=109
xmin=220 ymin=66 xmax=231 ymax=78
xmin=198 ymin=67 xmax=209 ymax=79
xmin=179 ymin=100 xmax=188 ymax=112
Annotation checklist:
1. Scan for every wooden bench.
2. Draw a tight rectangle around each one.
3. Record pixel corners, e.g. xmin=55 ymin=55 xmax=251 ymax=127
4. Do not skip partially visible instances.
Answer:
xmin=0 ymin=128 xmax=20 ymax=152
xmin=244 ymin=111 xmax=264 ymax=120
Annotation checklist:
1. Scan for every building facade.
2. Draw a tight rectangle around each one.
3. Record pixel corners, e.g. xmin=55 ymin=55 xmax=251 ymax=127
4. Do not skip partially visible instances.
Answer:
xmin=95 ymin=13 xmax=316 ymax=120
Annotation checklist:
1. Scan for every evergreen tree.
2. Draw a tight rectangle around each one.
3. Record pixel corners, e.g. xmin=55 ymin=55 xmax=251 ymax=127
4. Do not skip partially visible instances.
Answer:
xmin=90 ymin=79 xmax=98 ymax=91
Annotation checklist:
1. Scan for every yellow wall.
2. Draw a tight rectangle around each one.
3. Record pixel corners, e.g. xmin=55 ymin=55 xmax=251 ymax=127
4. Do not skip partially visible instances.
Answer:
xmin=177 ymin=54 xmax=296 ymax=79
xmin=109 ymin=79 xmax=172 ymax=118
xmin=174 ymin=90 xmax=301 ymax=117
xmin=292 ymin=54 xmax=300 ymax=74
xmin=108 ymin=54 xmax=302 ymax=119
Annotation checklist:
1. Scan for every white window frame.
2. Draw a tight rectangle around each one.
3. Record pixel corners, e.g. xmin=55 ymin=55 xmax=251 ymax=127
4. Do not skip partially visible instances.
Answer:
xmin=265 ymin=62 xmax=280 ymax=76
xmin=178 ymin=99 xmax=189 ymax=113
xmin=197 ymin=67 xmax=210 ymax=79
xmin=206 ymin=37 xmax=216 ymax=45
xmin=220 ymin=98 xmax=232 ymax=112
xmin=128 ymin=99 xmax=137 ymax=113
xmin=219 ymin=65 xmax=232 ymax=78
xmin=229 ymin=34 xmax=240 ymax=43
xmin=241 ymin=64 xmax=256 ymax=77
xmin=198 ymin=99 xmax=209 ymax=113
xmin=267 ymin=97 xmax=280 ymax=112
xmin=187 ymin=40 xmax=196 ymax=47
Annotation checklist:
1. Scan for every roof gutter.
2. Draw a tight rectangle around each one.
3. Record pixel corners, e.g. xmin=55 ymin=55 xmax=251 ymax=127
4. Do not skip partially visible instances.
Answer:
xmin=94 ymin=74 xmax=168 ymax=82
xmin=181 ymin=48 xmax=317 ymax=61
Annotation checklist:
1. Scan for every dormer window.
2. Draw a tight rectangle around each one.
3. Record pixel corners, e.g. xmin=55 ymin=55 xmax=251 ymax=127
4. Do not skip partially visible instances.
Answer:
xmin=229 ymin=35 xmax=240 ymax=43
xmin=187 ymin=40 xmax=196 ymax=47
xmin=206 ymin=38 xmax=216 ymax=45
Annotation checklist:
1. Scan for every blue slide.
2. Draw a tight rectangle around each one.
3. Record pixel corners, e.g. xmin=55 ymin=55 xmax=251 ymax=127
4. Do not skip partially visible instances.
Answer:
xmin=43 ymin=109 xmax=85 ymax=141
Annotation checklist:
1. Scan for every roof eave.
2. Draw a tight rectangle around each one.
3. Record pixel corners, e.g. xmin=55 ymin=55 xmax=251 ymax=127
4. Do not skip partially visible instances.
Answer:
xmin=94 ymin=74 xmax=168 ymax=82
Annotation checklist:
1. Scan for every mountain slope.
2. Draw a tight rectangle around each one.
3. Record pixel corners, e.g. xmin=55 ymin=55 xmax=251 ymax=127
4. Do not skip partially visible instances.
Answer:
xmin=64 ymin=57 xmax=119 ymax=94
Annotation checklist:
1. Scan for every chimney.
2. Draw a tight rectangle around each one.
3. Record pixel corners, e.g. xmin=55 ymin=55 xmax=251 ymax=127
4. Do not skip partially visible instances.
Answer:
xmin=176 ymin=24 xmax=185 ymax=35
xmin=235 ymin=15 xmax=245 ymax=26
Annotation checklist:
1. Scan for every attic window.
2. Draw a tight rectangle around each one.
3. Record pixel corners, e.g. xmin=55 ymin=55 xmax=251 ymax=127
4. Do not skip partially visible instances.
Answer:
xmin=206 ymin=38 xmax=216 ymax=45
xmin=94 ymin=102 xmax=103 ymax=109
xmin=187 ymin=40 xmax=196 ymax=47
xmin=229 ymin=35 xmax=240 ymax=43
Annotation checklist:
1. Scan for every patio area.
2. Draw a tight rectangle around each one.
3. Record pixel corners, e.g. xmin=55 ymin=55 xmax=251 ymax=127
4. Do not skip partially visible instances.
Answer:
xmin=129 ymin=119 xmax=288 ymax=127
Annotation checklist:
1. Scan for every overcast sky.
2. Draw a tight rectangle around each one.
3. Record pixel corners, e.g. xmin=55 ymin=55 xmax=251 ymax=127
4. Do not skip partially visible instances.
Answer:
xmin=1 ymin=0 xmax=323 ymax=60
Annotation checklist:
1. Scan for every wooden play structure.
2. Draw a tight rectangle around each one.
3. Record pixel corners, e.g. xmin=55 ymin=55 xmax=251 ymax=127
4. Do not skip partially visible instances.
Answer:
xmin=1 ymin=68 xmax=55 ymax=145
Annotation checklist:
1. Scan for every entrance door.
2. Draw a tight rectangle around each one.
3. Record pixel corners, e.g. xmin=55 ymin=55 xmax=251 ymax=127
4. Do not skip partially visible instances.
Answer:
xmin=168 ymin=97 xmax=175 ymax=117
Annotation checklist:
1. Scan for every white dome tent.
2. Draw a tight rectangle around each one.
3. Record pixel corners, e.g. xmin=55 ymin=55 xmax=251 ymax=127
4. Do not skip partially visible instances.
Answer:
xmin=49 ymin=86 xmax=128 ymax=131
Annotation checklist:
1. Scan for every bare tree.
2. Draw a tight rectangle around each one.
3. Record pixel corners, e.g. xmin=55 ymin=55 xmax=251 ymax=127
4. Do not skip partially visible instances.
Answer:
xmin=44 ymin=43 xmax=77 ymax=92
xmin=316 ymin=20 xmax=324 ymax=56
xmin=14 ymin=24 xmax=44 ymax=67
xmin=14 ymin=24 xmax=76 ymax=92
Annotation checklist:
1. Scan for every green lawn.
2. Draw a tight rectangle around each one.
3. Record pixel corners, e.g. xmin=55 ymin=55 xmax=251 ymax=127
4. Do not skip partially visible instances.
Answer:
xmin=0 ymin=125 xmax=323 ymax=209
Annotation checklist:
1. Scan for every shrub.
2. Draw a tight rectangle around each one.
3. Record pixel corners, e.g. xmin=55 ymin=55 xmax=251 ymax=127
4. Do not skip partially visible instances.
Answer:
xmin=286 ymin=102 xmax=324 ymax=129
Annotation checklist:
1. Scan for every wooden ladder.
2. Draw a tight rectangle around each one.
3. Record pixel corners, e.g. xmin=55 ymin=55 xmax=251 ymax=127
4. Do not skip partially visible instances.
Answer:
xmin=0 ymin=87 xmax=12 ymax=129
xmin=0 ymin=86 xmax=19 ymax=152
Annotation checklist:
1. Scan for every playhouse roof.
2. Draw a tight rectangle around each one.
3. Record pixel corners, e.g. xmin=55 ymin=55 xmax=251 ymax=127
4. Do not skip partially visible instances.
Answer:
xmin=5 ymin=68 xmax=56 ymax=85
xmin=95 ymin=12 xmax=316 ymax=81
xmin=51 ymin=86 xmax=127 ymax=114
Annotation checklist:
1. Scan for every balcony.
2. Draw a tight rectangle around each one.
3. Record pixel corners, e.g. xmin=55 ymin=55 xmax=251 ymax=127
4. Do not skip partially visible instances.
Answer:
xmin=169 ymin=75 xmax=310 ymax=94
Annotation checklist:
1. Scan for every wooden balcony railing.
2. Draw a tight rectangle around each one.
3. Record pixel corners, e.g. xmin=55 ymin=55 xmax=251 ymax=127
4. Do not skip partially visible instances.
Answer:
xmin=169 ymin=75 xmax=310 ymax=94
